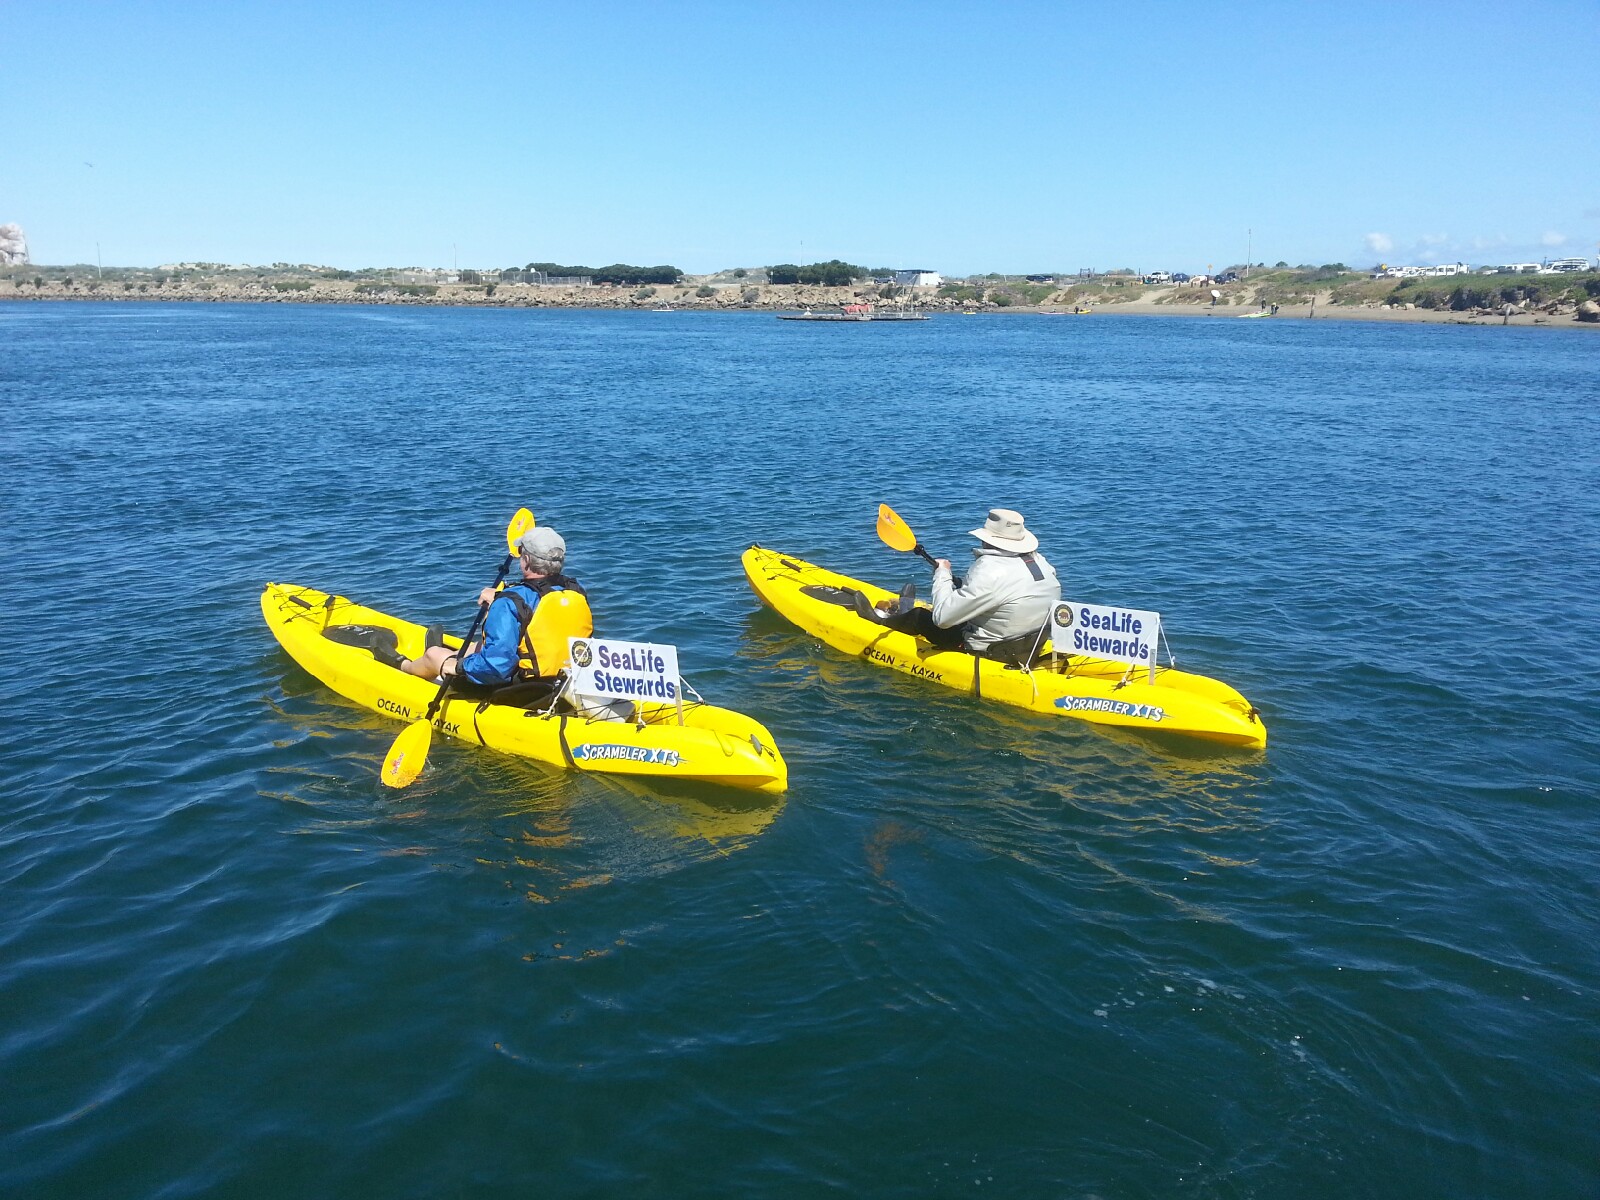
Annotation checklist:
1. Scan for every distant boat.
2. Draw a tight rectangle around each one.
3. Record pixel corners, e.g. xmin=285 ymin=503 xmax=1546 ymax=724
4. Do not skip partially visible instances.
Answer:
xmin=652 ymin=306 xmax=675 ymax=312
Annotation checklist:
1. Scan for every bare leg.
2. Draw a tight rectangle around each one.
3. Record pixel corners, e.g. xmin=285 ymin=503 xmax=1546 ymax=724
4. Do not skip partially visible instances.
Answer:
xmin=402 ymin=647 xmax=459 ymax=680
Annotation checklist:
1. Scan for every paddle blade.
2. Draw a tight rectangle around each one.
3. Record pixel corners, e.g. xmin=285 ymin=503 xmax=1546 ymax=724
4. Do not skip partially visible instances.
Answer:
xmin=381 ymin=719 xmax=433 ymax=789
xmin=876 ymin=504 xmax=918 ymax=553
xmin=506 ymin=507 xmax=536 ymax=555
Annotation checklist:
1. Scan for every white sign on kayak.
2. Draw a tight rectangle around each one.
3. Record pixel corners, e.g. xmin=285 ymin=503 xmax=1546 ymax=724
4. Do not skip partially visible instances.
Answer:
xmin=567 ymin=636 xmax=681 ymax=704
xmin=1050 ymin=601 xmax=1161 ymax=676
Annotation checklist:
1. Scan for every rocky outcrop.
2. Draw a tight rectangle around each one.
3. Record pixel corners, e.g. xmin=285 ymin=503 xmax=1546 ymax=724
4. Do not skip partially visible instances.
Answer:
xmin=0 ymin=277 xmax=973 ymax=312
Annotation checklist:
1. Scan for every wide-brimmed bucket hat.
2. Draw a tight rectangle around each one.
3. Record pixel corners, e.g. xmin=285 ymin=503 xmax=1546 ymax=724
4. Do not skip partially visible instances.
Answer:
xmin=969 ymin=508 xmax=1039 ymax=554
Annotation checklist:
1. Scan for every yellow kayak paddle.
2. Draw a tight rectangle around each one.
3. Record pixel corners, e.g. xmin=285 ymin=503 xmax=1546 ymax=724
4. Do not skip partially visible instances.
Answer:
xmin=876 ymin=503 xmax=943 ymax=569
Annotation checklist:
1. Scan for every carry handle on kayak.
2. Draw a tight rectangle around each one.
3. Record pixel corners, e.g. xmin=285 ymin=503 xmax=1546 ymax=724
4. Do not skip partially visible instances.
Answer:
xmin=380 ymin=507 xmax=535 ymax=788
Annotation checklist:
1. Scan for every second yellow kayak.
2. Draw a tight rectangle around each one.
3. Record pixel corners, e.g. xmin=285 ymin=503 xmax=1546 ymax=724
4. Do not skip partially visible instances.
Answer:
xmin=741 ymin=546 xmax=1265 ymax=748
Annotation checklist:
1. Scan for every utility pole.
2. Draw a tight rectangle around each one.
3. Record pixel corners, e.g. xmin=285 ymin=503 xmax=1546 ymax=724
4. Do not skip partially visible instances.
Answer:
xmin=1245 ymin=229 xmax=1252 ymax=279
xmin=96 ymin=242 xmax=102 ymax=279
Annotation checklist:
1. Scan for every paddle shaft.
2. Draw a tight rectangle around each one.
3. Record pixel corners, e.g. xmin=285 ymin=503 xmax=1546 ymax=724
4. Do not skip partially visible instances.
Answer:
xmin=421 ymin=551 xmax=515 ymax=723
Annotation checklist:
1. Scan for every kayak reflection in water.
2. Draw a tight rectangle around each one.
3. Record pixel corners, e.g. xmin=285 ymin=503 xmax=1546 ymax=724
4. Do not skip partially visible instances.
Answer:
xmin=399 ymin=526 xmax=592 ymax=690
xmin=854 ymin=508 xmax=1061 ymax=659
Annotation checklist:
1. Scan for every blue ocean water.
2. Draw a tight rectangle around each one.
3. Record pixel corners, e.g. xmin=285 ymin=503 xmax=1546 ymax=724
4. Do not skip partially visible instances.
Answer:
xmin=1 ymin=302 xmax=1596 ymax=1198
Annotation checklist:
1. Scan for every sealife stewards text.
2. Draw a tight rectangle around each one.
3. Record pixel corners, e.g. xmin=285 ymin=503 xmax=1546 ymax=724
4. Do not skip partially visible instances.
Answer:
xmin=570 ymin=637 xmax=681 ymax=702
xmin=1050 ymin=601 xmax=1162 ymax=668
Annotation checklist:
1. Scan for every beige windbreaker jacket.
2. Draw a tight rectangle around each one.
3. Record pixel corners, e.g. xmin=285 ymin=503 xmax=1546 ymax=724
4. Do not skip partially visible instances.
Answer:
xmin=930 ymin=548 xmax=1061 ymax=652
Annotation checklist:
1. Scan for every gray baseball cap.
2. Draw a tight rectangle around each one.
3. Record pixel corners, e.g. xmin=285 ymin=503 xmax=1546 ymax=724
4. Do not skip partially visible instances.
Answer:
xmin=516 ymin=526 xmax=566 ymax=565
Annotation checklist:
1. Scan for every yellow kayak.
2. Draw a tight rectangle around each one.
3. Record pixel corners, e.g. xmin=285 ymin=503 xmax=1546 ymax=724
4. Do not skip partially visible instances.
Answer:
xmin=741 ymin=546 xmax=1266 ymax=749
xmin=262 ymin=582 xmax=788 ymax=793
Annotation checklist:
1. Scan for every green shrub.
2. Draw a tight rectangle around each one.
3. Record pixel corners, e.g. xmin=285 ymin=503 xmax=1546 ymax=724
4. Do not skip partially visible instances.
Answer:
xmin=1010 ymin=283 xmax=1054 ymax=305
xmin=696 ymin=285 xmax=714 ymax=297
xmin=766 ymin=260 xmax=864 ymax=286
xmin=272 ymin=281 xmax=312 ymax=292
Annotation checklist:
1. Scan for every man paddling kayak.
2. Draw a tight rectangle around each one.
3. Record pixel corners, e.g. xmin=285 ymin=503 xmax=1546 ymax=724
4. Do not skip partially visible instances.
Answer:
xmin=398 ymin=526 xmax=592 ymax=689
xmin=855 ymin=508 xmax=1060 ymax=658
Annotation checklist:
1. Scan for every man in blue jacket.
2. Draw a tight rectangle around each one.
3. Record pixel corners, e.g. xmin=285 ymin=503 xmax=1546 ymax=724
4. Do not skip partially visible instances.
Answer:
xmin=400 ymin=526 xmax=586 ymax=687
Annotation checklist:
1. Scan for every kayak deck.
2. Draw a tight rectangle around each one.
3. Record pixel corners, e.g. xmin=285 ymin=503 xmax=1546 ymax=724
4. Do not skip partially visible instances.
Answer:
xmin=262 ymin=583 xmax=788 ymax=793
xmin=741 ymin=546 xmax=1266 ymax=749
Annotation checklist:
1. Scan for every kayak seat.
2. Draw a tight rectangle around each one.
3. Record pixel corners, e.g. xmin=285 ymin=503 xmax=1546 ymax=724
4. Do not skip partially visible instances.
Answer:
xmin=467 ymin=676 xmax=564 ymax=710
xmin=469 ymin=677 xmax=635 ymax=723
xmin=977 ymin=625 xmax=1051 ymax=669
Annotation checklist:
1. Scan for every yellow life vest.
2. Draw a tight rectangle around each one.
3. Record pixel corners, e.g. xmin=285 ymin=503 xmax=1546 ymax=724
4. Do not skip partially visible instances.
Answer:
xmin=501 ymin=586 xmax=594 ymax=678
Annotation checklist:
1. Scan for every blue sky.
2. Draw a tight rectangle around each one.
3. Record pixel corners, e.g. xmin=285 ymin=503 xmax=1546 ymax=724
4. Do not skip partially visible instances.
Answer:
xmin=6 ymin=1 xmax=1598 ymax=274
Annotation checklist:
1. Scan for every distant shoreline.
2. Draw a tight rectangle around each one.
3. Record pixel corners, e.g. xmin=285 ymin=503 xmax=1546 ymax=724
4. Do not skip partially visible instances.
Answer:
xmin=1024 ymin=299 xmax=1598 ymax=330
xmin=4 ymin=284 xmax=1595 ymax=330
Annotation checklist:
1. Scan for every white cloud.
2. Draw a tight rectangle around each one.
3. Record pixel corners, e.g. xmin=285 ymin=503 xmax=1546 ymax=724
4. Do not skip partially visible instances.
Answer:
xmin=1364 ymin=232 xmax=1393 ymax=255
xmin=1540 ymin=230 xmax=1568 ymax=247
